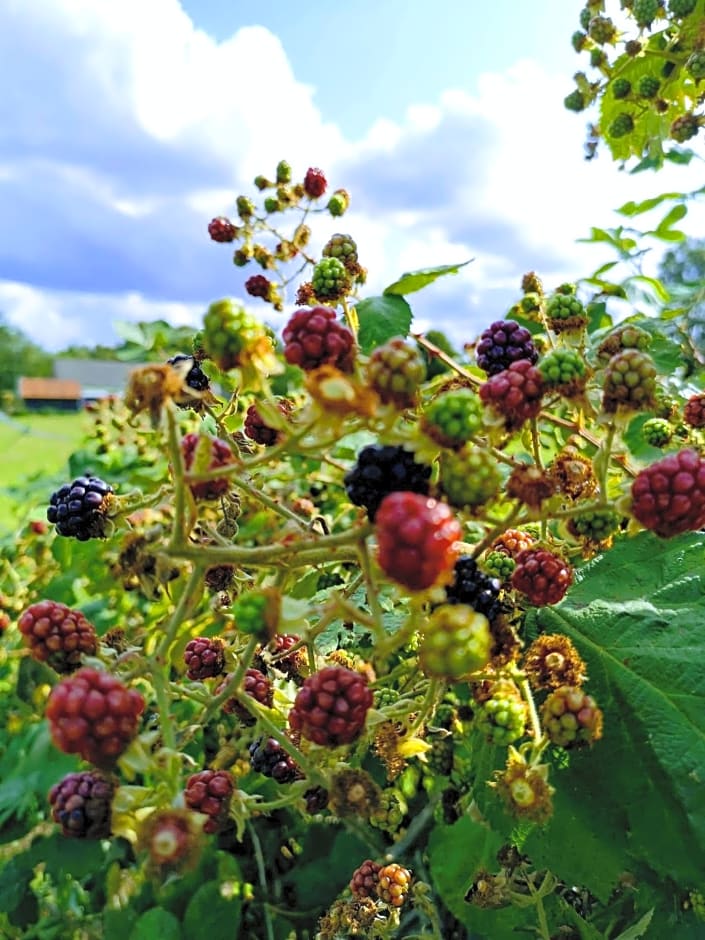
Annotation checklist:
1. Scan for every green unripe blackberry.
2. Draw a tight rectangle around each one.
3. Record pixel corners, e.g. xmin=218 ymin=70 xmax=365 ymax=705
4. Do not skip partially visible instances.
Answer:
xmin=572 ymin=30 xmax=588 ymax=53
xmin=322 ymin=233 xmax=358 ymax=271
xmin=671 ymin=113 xmax=701 ymax=143
xmin=546 ymin=292 xmax=587 ymax=331
xmin=564 ymin=90 xmax=586 ymax=113
xmin=276 ymin=160 xmax=292 ymax=184
xmin=369 ymin=789 xmax=407 ymax=833
xmin=476 ymin=680 xmax=527 ymax=746
xmin=538 ymin=348 xmax=587 ymax=393
xmin=367 ymin=337 xmax=426 ymax=408
xmin=263 ymin=196 xmax=280 ymax=214
xmin=327 ymin=189 xmax=350 ymax=217
xmin=579 ymin=6 xmax=592 ymax=30
xmin=596 ymin=323 xmax=651 ymax=361
xmin=375 ymin=687 xmax=400 ymax=709
xmin=202 ymin=299 xmax=272 ymax=372
xmin=637 ymin=75 xmax=660 ymax=99
xmin=426 ymin=736 xmax=454 ymax=777
xmin=589 ymin=15 xmax=617 ymax=44
xmin=482 ymin=550 xmax=516 ymax=582
xmin=590 ymin=48 xmax=608 ymax=68
xmin=233 ymin=591 xmax=271 ymax=639
xmin=602 ymin=349 xmax=657 ymax=413
xmin=423 ymin=388 xmax=484 ymax=447
xmin=439 ymin=448 xmax=502 ymax=509
xmin=612 ymin=78 xmax=632 ymax=99
xmin=311 ymin=257 xmax=351 ymax=302
xmin=419 ymin=605 xmax=492 ymax=680
xmin=687 ymin=52 xmax=705 ymax=80
xmin=233 ymin=248 xmax=251 ymax=267
xmin=668 ymin=0 xmax=696 ymax=15
xmin=236 ymin=196 xmax=255 ymax=220
xmin=633 ymin=0 xmax=660 ymax=28
xmin=540 ymin=686 xmax=603 ymax=748
xmin=609 ymin=113 xmax=634 ymax=138
xmin=642 ymin=417 xmax=673 ymax=447
xmin=568 ymin=507 xmax=621 ymax=542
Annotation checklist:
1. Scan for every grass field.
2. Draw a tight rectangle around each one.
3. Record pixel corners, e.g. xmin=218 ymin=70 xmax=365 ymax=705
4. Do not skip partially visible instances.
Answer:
xmin=0 ymin=412 xmax=87 ymax=532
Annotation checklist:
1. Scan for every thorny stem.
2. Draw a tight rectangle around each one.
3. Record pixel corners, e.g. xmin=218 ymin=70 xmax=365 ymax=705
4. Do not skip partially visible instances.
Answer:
xmin=155 ymin=565 xmax=205 ymax=662
xmin=225 ymin=471 xmax=310 ymax=530
xmin=165 ymin=403 xmax=187 ymax=547
xmin=246 ymin=820 xmax=276 ymax=940
xmin=598 ymin=421 xmax=617 ymax=497
xmin=197 ymin=635 xmax=260 ymax=728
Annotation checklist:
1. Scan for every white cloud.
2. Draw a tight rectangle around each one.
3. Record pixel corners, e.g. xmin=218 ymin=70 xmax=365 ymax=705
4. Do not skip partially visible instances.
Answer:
xmin=1 ymin=0 xmax=704 ymax=354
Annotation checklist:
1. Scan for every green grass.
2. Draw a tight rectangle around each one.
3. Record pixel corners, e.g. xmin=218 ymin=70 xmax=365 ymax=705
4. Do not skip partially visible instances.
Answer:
xmin=0 ymin=412 xmax=87 ymax=532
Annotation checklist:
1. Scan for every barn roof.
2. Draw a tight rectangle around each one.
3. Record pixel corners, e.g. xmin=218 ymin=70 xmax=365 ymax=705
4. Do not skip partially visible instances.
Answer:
xmin=18 ymin=377 xmax=82 ymax=400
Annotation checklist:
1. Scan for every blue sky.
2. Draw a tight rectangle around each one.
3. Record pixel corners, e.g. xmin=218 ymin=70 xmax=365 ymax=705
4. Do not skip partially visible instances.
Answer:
xmin=0 ymin=0 xmax=702 ymax=351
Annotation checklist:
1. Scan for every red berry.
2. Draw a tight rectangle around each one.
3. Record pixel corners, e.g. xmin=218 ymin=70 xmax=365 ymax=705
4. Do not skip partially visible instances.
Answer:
xmin=282 ymin=306 xmax=355 ymax=372
xmin=375 ymin=492 xmax=462 ymax=591
xmin=180 ymin=433 xmax=234 ymax=500
xmin=303 ymin=167 xmax=327 ymax=198
xmin=245 ymin=274 xmax=272 ymax=300
xmin=184 ymin=769 xmax=235 ymax=833
xmin=30 ymin=520 xmax=48 ymax=535
xmin=479 ymin=359 xmax=544 ymax=431
xmin=18 ymin=600 xmax=97 ymax=673
xmin=183 ymin=637 xmax=226 ymax=680
xmin=350 ymin=859 xmax=382 ymax=898
xmin=243 ymin=399 xmax=292 ymax=445
xmin=48 ymin=770 xmax=115 ymax=838
xmin=46 ymin=667 xmax=145 ymax=767
xmin=511 ymin=548 xmax=573 ymax=606
xmin=208 ymin=217 xmax=237 ymax=243
xmin=289 ymin=666 xmax=373 ymax=746
xmin=217 ymin=668 xmax=273 ymax=720
xmin=630 ymin=448 xmax=705 ymax=537
xmin=376 ymin=863 xmax=412 ymax=907
xmin=684 ymin=393 xmax=705 ymax=429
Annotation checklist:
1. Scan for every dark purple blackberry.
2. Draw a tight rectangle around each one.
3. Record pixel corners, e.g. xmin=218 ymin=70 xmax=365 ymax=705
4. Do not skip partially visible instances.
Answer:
xmin=249 ymin=737 xmax=301 ymax=783
xmin=445 ymin=556 xmax=502 ymax=622
xmin=304 ymin=785 xmax=329 ymax=813
xmin=47 ymin=475 xmax=114 ymax=541
xmin=476 ymin=320 xmax=538 ymax=376
xmin=167 ymin=354 xmax=211 ymax=392
xmin=48 ymin=770 xmax=114 ymax=838
xmin=344 ymin=445 xmax=431 ymax=521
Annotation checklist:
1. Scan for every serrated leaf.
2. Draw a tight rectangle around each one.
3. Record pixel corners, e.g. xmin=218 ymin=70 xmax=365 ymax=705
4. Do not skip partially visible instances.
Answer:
xmin=129 ymin=908 xmax=181 ymax=940
xmin=354 ymin=295 xmax=413 ymax=354
xmin=527 ymin=531 xmax=705 ymax=888
xmin=383 ymin=260 xmax=472 ymax=296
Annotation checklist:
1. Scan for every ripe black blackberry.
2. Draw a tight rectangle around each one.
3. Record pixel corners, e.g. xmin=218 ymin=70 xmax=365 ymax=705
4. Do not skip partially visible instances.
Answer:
xmin=475 ymin=320 xmax=538 ymax=376
xmin=249 ymin=737 xmax=301 ymax=783
xmin=49 ymin=770 xmax=115 ymax=839
xmin=344 ymin=445 xmax=431 ymax=521
xmin=444 ymin=556 xmax=503 ymax=623
xmin=47 ymin=476 xmax=114 ymax=541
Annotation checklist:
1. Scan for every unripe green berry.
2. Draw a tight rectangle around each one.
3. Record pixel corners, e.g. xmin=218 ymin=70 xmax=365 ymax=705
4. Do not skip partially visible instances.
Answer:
xmin=476 ymin=681 xmax=527 ymax=746
xmin=609 ymin=113 xmax=634 ymax=138
xmin=419 ymin=605 xmax=492 ymax=680
xmin=236 ymin=196 xmax=255 ymax=220
xmin=482 ymin=551 xmax=516 ymax=582
xmin=311 ymin=257 xmax=351 ymax=302
xmin=602 ymin=349 xmax=657 ymax=413
xmin=633 ymin=0 xmax=660 ymax=28
xmin=540 ymin=686 xmax=603 ymax=748
xmin=572 ymin=30 xmax=588 ymax=52
xmin=612 ymin=78 xmax=632 ymax=100
xmin=564 ymin=90 xmax=586 ymax=113
xmin=568 ymin=507 xmax=621 ymax=542
xmin=538 ymin=348 xmax=587 ymax=392
xmin=668 ymin=0 xmax=696 ymax=16
xmin=423 ymin=389 xmax=484 ymax=447
xmin=686 ymin=52 xmax=705 ymax=80
xmin=439 ymin=448 xmax=502 ymax=509
xmin=369 ymin=789 xmax=407 ymax=833
xmin=367 ymin=337 xmax=426 ymax=409
xmin=642 ymin=417 xmax=673 ymax=447
xmin=588 ymin=15 xmax=617 ymax=44
xmin=263 ymin=196 xmax=280 ymax=214
xmin=276 ymin=160 xmax=292 ymax=184
xmin=637 ymin=75 xmax=660 ymax=99
xmin=671 ymin=113 xmax=701 ymax=143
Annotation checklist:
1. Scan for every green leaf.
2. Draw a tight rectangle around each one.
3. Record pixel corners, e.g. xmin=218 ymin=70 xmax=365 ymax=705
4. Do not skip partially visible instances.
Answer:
xmin=617 ymin=193 xmax=683 ymax=217
xmin=626 ymin=275 xmax=670 ymax=303
xmin=129 ymin=908 xmax=182 ymax=940
xmin=614 ymin=908 xmax=654 ymax=940
xmin=527 ymin=531 xmax=705 ymax=888
xmin=113 ymin=321 xmax=147 ymax=346
xmin=182 ymin=881 xmax=242 ymax=940
xmin=355 ymin=295 xmax=413 ymax=354
xmin=383 ymin=260 xmax=472 ymax=296
xmin=656 ymin=203 xmax=688 ymax=231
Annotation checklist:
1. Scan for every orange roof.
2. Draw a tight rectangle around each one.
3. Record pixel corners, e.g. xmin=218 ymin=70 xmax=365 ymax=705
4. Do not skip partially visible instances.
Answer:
xmin=19 ymin=377 xmax=82 ymax=400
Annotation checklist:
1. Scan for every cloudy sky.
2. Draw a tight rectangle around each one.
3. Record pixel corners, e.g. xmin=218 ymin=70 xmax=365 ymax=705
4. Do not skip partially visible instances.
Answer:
xmin=1 ymin=0 xmax=703 ymax=351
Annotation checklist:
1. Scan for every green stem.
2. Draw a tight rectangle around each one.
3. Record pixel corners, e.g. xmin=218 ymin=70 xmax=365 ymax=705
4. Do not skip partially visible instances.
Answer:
xmin=355 ymin=538 xmax=387 ymax=643
xmin=471 ymin=503 xmax=522 ymax=559
xmin=408 ymin=679 xmax=442 ymax=734
xmin=246 ymin=821 xmax=275 ymax=940
xmin=598 ymin=421 xmax=616 ymax=497
xmin=155 ymin=565 xmax=205 ymax=662
xmin=520 ymin=678 xmax=543 ymax=750
xmin=530 ymin=417 xmax=543 ymax=470
xmin=165 ymin=403 xmax=187 ymax=548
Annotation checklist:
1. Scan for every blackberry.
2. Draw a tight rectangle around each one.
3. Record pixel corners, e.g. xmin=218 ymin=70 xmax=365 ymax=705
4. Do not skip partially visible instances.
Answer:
xmin=596 ymin=324 xmax=651 ymax=362
xmin=366 ymin=337 xmax=426 ymax=409
xmin=311 ymin=257 xmax=351 ymax=302
xmin=612 ymin=78 xmax=632 ymax=100
xmin=546 ymin=291 xmax=587 ymax=331
xmin=511 ymin=548 xmax=573 ymax=606
xmin=608 ymin=113 xmax=635 ymax=139
xmin=538 ymin=348 xmax=587 ymax=394
xmin=183 ymin=637 xmax=226 ymax=680
xmin=631 ymin=448 xmax=705 ymax=536
xmin=245 ymin=274 xmax=272 ymax=301
xmin=439 ymin=447 xmax=502 ymax=509
xmin=423 ymin=388 xmax=484 ymax=447
xmin=350 ymin=860 xmax=382 ymax=899
xmin=276 ymin=160 xmax=292 ymax=184
xmin=184 ymin=769 xmax=235 ymax=833
xmin=249 ymin=737 xmax=301 ymax=783
xmin=49 ymin=770 xmax=114 ymax=839
xmin=633 ymin=0 xmax=660 ymax=27
xmin=476 ymin=320 xmax=538 ymax=376
xmin=208 ymin=217 xmax=237 ymax=243
xmin=47 ymin=475 xmax=114 ymax=541
xmin=376 ymin=863 xmax=412 ymax=908
xmin=476 ymin=679 xmax=527 ymax=746
xmin=579 ymin=6 xmax=592 ymax=30
xmin=327 ymin=189 xmax=350 ymax=217
xmin=18 ymin=600 xmax=98 ymax=673
xmin=637 ymin=75 xmax=660 ymax=99
xmin=602 ymin=349 xmax=657 ymax=413
xmin=540 ymin=686 xmax=603 ymax=748
xmin=588 ymin=15 xmax=617 ymax=44
xmin=181 ymin=433 xmax=234 ymax=500
xmin=303 ymin=167 xmax=327 ymax=198
xmin=669 ymin=0 xmax=696 ymax=15
xmin=202 ymin=299 xmax=274 ymax=373
xmin=420 ymin=604 xmax=492 ymax=679
xmin=282 ymin=306 xmax=355 ymax=372
xmin=482 ymin=550 xmax=516 ymax=582
xmin=344 ymin=445 xmax=431 ymax=521
xmin=568 ymin=507 xmax=621 ymax=542
xmin=671 ymin=113 xmax=701 ymax=143
xmin=243 ymin=399 xmax=292 ymax=445
xmin=445 ymin=556 xmax=502 ymax=622
xmin=686 ymin=52 xmax=705 ymax=80
xmin=564 ymin=90 xmax=586 ymax=113
xmin=322 ymin=233 xmax=358 ymax=272
xmin=289 ymin=666 xmax=373 ymax=746
xmin=479 ymin=359 xmax=545 ymax=431
xmin=684 ymin=392 xmax=705 ymax=428
xmin=642 ymin=417 xmax=673 ymax=447
xmin=236 ymin=196 xmax=255 ymax=220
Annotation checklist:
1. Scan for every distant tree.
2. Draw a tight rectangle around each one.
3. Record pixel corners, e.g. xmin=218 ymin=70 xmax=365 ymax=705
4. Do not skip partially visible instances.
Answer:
xmin=418 ymin=329 xmax=461 ymax=380
xmin=0 ymin=317 xmax=53 ymax=393
xmin=56 ymin=344 xmax=123 ymax=360
xmin=658 ymin=239 xmax=705 ymax=371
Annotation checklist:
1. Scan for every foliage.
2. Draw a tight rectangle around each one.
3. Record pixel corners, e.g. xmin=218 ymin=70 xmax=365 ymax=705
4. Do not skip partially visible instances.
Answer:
xmin=0 ymin=317 xmax=53 ymax=394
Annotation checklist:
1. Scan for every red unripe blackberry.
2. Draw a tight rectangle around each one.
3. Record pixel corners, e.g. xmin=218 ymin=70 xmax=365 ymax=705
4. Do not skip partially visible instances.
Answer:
xmin=344 ymin=445 xmax=431 ymax=521
xmin=18 ymin=600 xmax=97 ymax=673
xmin=303 ymin=167 xmax=327 ymax=198
xmin=282 ymin=306 xmax=355 ymax=372
xmin=511 ymin=548 xmax=573 ymax=606
xmin=479 ymin=360 xmax=544 ymax=431
xmin=245 ymin=274 xmax=272 ymax=300
xmin=540 ymin=686 xmax=603 ymax=748
xmin=181 ymin=433 xmax=234 ymax=500
xmin=47 ymin=475 xmax=114 ymax=541
xmin=208 ymin=217 xmax=237 ymax=243
xmin=48 ymin=770 xmax=114 ymax=838
xmin=684 ymin=393 xmax=705 ymax=429
xmin=630 ymin=449 xmax=705 ymax=537
xmin=350 ymin=859 xmax=382 ymax=898
xmin=376 ymin=492 xmax=462 ymax=592
xmin=243 ymin=399 xmax=292 ymax=445
xmin=476 ymin=320 xmax=538 ymax=375
xmin=46 ymin=667 xmax=145 ymax=767
xmin=249 ymin=736 xmax=301 ymax=783
xmin=184 ymin=769 xmax=235 ymax=833
xmin=183 ymin=637 xmax=226 ymax=680
xmin=288 ymin=666 xmax=373 ymax=746
xmin=491 ymin=528 xmax=535 ymax=559
xmin=376 ymin=863 xmax=412 ymax=907
xmin=367 ymin=336 xmax=426 ymax=408
xmin=217 ymin=668 xmax=273 ymax=718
